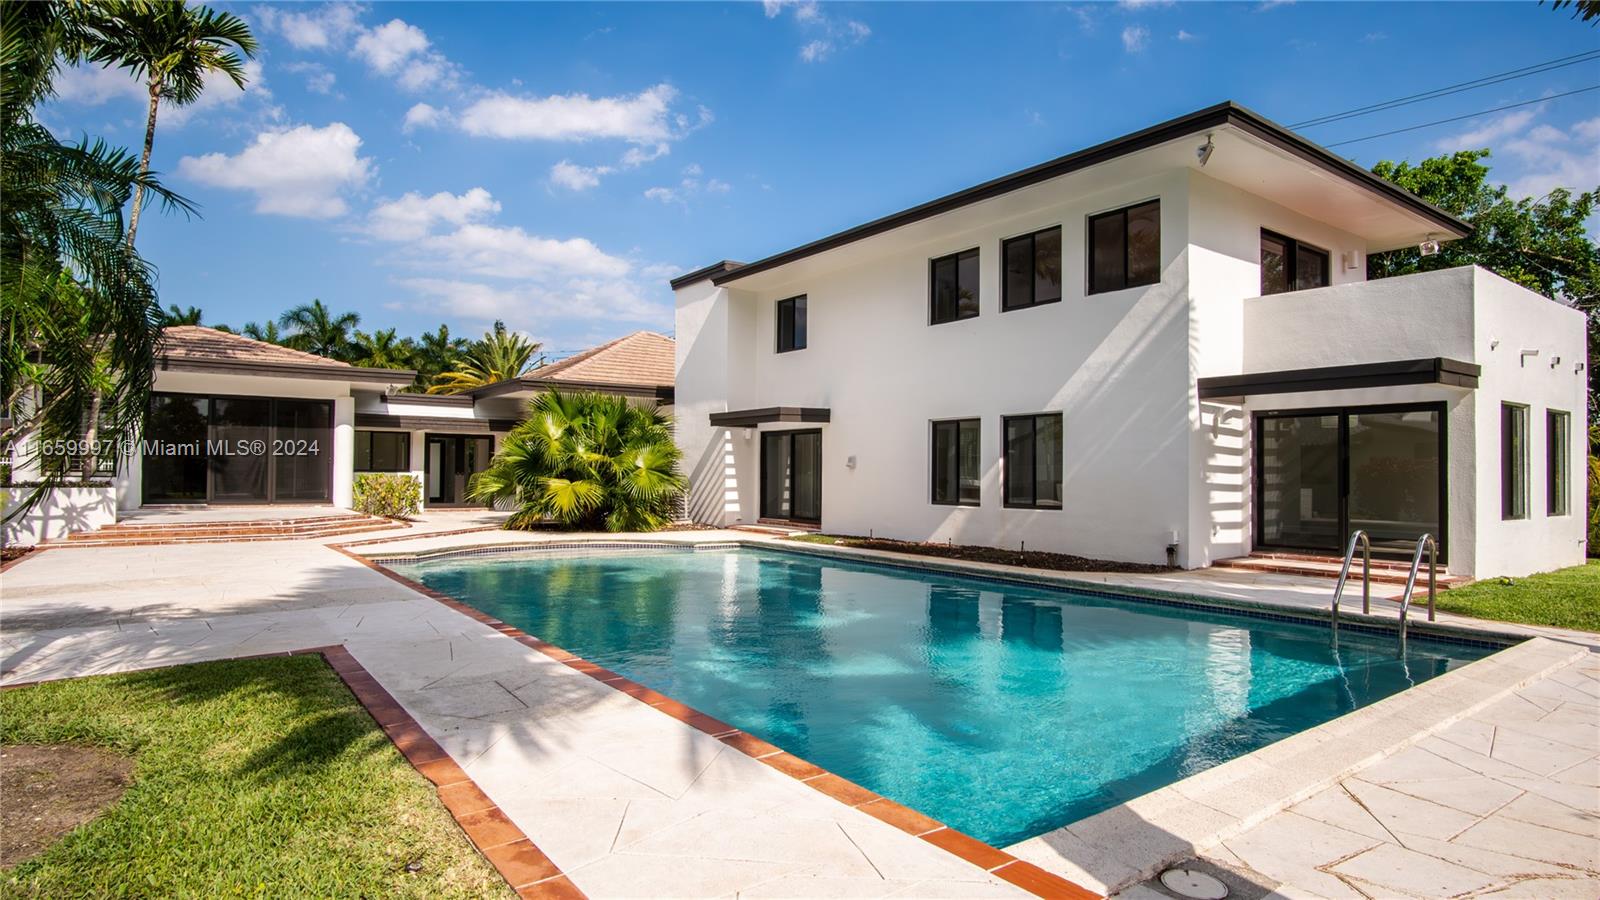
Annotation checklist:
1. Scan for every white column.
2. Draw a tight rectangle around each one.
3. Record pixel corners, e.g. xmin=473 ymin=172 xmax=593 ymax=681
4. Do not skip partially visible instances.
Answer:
xmin=409 ymin=430 xmax=427 ymax=511
xmin=332 ymin=396 xmax=355 ymax=508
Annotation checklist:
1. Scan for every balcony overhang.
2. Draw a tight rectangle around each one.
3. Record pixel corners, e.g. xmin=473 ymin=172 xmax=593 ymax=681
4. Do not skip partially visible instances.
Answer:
xmin=1198 ymin=357 xmax=1479 ymax=402
xmin=709 ymin=407 xmax=831 ymax=427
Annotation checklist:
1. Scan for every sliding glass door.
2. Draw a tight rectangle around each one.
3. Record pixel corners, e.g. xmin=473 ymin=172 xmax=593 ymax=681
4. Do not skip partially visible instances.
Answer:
xmin=142 ymin=393 xmax=332 ymax=504
xmin=1256 ymin=404 xmax=1445 ymax=559
xmin=761 ymin=430 xmax=821 ymax=522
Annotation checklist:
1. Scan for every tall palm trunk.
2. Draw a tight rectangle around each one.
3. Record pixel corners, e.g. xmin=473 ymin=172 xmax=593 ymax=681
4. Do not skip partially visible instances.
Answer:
xmin=126 ymin=78 xmax=160 ymax=249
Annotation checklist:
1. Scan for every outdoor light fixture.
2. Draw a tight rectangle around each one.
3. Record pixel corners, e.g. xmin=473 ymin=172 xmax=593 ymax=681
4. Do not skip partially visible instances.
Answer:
xmin=1418 ymin=233 xmax=1441 ymax=256
xmin=742 ymin=427 xmax=753 ymax=440
xmin=1196 ymin=135 xmax=1215 ymax=167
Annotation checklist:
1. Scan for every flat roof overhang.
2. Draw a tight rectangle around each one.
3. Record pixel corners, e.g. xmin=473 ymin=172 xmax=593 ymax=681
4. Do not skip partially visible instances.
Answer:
xmin=159 ymin=356 xmax=417 ymax=385
xmin=1197 ymin=357 xmax=1480 ymax=402
xmin=709 ymin=407 xmax=831 ymax=427
xmin=355 ymin=413 xmax=519 ymax=433
xmin=674 ymin=102 xmax=1470 ymax=295
xmin=469 ymin=376 xmax=673 ymax=404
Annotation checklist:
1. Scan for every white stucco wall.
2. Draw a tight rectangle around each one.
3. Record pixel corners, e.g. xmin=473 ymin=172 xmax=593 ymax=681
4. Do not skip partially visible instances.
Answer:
xmin=2 ymin=486 xmax=117 ymax=545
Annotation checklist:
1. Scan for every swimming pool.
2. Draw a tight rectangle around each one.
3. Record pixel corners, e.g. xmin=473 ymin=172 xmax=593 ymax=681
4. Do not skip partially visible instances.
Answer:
xmin=391 ymin=546 xmax=1495 ymax=847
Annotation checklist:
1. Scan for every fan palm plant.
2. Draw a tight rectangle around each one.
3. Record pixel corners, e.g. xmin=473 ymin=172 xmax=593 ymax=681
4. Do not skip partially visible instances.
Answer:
xmin=2 ymin=1 xmax=192 ymax=513
xmin=81 ymin=0 xmax=256 ymax=247
xmin=468 ymin=390 xmax=686 ymax=532
xmin=428 ymin=320 xmax=542 ymax=393
xmin=278 ymin=299 xmax=359 ymax=359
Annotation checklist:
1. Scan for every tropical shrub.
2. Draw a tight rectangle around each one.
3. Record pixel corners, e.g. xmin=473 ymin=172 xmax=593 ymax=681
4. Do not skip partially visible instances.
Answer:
xmin=468 ymin=390 xmax=686 ymax=531
xmin=352 ymin=473 xmax=420 ymax=520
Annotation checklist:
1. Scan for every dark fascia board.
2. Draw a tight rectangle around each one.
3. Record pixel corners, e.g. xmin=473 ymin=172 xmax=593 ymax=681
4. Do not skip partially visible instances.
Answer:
xmin=704 ymin=102 xmax=1470 ymax=289
xmin=468 ymin=376 xmax=672 ymax=401
xmin=1197 ymin=357 xmax=1480 ymax=400
xmin=381 ymin=392 xmax=474 ymax=407
xmin=709 ymin=407 xmax=832 ymax=427
xmin=160 ymin=355 xmax=416 ymax=385
xmin=355 ymin=413 xmax=490 ymax=432
xmin=669 ymin=259 xmax=747 ymax=290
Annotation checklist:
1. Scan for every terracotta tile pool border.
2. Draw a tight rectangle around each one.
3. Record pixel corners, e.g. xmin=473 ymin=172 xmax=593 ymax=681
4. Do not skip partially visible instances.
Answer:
xmin=331 ymin=541 xmax=1102 ymax=900
xmin=0 ymin=643 xmax=584 ymax=900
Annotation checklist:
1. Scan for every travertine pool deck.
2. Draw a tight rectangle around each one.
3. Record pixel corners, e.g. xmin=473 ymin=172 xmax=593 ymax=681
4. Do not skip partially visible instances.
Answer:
xmin=3 ymin=524 xmax=1595 ymax=898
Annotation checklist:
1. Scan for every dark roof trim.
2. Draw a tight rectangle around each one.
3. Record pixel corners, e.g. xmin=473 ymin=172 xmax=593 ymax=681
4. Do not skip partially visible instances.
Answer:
xmin=709 ymin=407 xmax=832 ymax=427
xmin=160 ymin=355 xmax=416 ymax=384
xmin=703 ymin=102 xmax=1468 ymax=288
xmin=356 ymin=413 xmax=490 ymax=432
xmin=669 ymin=259 xmax=746 ymax=290
xmin=469 ymin=376 xmax=672 ymax=401
xmin=1197 ymin=357 xmax=1480 ymax=401
xmin=381 ymin=392 xmax=474 ymax=407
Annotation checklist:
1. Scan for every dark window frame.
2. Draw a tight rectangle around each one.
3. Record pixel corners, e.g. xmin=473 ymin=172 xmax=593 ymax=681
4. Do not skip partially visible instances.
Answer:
xmin=142 ymin=390 xmax=333 ymax=505
xmin=930 ymin=418 xmax=981 ymax=507
xmin=1502 ymin=403 xmax=1529 ymax=520
xmin=776 ymin=295 xmax=807 ymax=353
xmin=1546 ymin=408 xmax=1570 ymax=517
xmin=1259 ymin=228 xmax=1332 ymax=296
xmin=1002 ymin=412 xmax=1063 ymax=510
xmin=929 ymin=248 xmax=981 ymax=325
xmin=759 ymin=428 xmax=822 ymax=522
xmin=1253 ymin=401 xmax=1449 ymax=562
xmin=355 ymin=429 xmax=411 ymax=473
xmin=1000 ymin=226 xmax=1063 ymax=312
xmin=1087 ymin=199 xmax=1161 ymax=295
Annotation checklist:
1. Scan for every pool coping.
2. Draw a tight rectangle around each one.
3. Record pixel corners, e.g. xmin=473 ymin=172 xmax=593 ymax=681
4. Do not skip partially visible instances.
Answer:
xmin=1 ymin=645 xmax=585 ymax=900
xmin=332 ymin=540 xmax=1102 ymax=900
xmin=342 ymin=534 xmax=1584 ymax=896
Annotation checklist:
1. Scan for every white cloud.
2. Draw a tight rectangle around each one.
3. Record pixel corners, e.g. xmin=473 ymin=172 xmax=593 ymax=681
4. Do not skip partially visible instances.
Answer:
xmin=396 ymin=276 xmax=668 ymax=328
xmin=1434 ymin=110 xmax=1538 ymax=151
xmin=403 ymin=102 xmax=447 ymax=132
xmin=644 ymin=186 xmax=679 ymax=204
xmin=1435 ymin=110 xmax=1600 ymax=201
xmin=1121 ymin=25 xmax=1149 ymax=53
xmin=454 ymin=84 xmax=683 ymax=143
xmin=52 ymin=64 xmax=145 ymax=105
xmin=644 ymin=164 xmax=732 ymax=205
xmin=254 ymin=3 xmax=365 ymax=50
xmin=366 ymin=188 xmax=500 ymax=241
xmin=549 ymin=160 xmax=613 ymax=191
xmin=764 ymin=1 xmax=870 ymax=63
xmin=412 ymin=224 xmax=631 ymax=280
xmin=1176 ymin=29 xmax=1198 ymax=41
xmin=621 ymin=143 xmax=670 ymax=167
xmin=178 ymin=122 xmax=372 ymax=218
xmin=285 ymin=62 xmax=337 ymax=95
xmin=351 ymin=18 xmax=461 ymax=91
xmin=51 ymin=60 xmax=272 ymax=128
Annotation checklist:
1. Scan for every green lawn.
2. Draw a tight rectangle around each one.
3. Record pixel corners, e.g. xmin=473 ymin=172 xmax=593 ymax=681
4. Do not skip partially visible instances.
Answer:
xmin=0 ymin=655 xmax=510 ymax=898
xmin=1436 ymin=559 xmax=1600 ymax=632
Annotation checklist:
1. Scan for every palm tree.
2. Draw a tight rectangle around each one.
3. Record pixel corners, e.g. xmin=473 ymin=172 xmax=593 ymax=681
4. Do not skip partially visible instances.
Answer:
xmin=239 ymin=320 xmax=281 ymax=343
xmin=83 ymin=0 xmax=256 ymax=247
xmin=429 ymin=321 xmax=542 ymax=393
xmin=350 ymin=328 xmax=416 ymax=370
xmin=409 ymin=323 xmax=469 ymax=390
xmin=278 ymin=299 xmax=359 ymax=359
xmin=159 ymin=303 xmax=202 ymax=325
xmin=2 ymin=0 xmax=193 ymax=511
xmin=468 ymin=390 xmax=686 ymax=532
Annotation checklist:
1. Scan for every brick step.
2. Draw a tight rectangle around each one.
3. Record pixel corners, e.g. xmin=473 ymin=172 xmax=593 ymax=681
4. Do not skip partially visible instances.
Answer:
xmin=46 ymin=521 xmax=400 ymax=547
xmin=1215 ymin=555 xmax=1466 ymax=588
xmin=67 ymin=520 xmax=385 ymax=540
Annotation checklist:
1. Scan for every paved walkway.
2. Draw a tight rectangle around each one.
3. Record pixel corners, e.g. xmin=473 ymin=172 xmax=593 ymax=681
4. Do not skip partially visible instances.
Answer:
xmin=3 ymin=523 xmax=1595 ymax=899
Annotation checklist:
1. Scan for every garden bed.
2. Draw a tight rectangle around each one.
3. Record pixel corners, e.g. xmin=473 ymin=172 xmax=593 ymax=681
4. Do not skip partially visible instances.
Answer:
xmin=787 ymin=533 xmax=1175 ymax=574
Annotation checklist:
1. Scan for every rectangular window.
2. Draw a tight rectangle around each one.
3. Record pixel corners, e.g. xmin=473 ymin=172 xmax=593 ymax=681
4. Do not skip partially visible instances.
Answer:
xmin=1003 ymin=413 xmax=1063 ymax=509
xmin=1502 ymin=403 xmax=1529 ymax=520
xmin=356 ymin=430 xmax=410 ymax=472
xmin=930 ymin=249 xmax=980 ymax=324
xmin=776 ymin=295 xmax=807 ymax=353
xmin=1088 ymin=200 xmax=1161 ymax=294
xmin=932 ymin=419 xmax=981 ymax=506
xmin=1547 ymin=409 xmax=1570 ymax=516
xmin=1001 ymin=226 xmax=1062 ymax=311
xmin=1260 ymin=229 xmax=1331 ymax=295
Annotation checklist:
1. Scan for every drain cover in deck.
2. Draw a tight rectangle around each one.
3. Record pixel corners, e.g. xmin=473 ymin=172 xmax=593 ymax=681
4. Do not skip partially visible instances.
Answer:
xmin=1158 ymin=867 xmax=1229 ymax=899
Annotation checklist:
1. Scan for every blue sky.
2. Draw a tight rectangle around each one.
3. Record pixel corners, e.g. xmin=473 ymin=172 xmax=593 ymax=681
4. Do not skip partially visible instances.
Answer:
xmin=41 ymin=1 xmax=1600 ymax=357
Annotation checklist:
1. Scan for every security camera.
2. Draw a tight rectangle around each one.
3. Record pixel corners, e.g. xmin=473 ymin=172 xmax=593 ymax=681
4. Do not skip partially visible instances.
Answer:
xmin=1196 ymin=136 xmax=1215 ymax=167
xmin=1418 ymin=239 xmax=1441 ymax=257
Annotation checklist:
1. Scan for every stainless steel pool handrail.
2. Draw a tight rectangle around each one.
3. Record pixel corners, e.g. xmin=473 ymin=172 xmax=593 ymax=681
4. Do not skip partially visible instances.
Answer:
xmin=1397 ymin=533 xmax=1439 ymax=653
xmin=1330 ymin=530 xmax=1371 ymax=637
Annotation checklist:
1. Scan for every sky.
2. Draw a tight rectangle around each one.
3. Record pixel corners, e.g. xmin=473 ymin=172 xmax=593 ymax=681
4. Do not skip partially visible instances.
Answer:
xmin=39 ymin=1 xmax=1600 ymax=358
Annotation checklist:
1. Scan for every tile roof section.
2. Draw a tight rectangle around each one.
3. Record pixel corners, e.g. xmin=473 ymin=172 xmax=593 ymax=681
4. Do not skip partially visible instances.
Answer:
xmin=160 ymin=325 xmax=354 ymax=368
xmin=529 ymin=331 xmax=675 ymax=389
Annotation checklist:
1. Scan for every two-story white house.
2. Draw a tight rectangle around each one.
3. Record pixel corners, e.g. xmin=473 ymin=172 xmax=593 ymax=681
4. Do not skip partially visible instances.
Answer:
xmin=672 ymin=102 xmax=1588 ymax=579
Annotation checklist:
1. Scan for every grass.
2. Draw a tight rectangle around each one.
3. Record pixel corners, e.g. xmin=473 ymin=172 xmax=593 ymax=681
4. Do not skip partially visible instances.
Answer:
xmin=1436 ymin=559 xmax=1600 ymax=632
xmin=0 ymin=655 xmax=510 ymax=898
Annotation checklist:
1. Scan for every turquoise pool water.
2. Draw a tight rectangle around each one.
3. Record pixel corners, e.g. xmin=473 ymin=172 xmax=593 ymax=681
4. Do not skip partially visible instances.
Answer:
xmin=392 ymin=547 xmax=1494 ymax=846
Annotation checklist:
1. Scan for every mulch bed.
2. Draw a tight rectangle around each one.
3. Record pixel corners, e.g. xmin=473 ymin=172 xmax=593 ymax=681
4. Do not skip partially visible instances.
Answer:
xmin=1 ymin=546 xmax=35 ymax=566
xmin=1 ymin=744 xmax=134 ymax=867
xmin=794 ymin=535 xmax=1175 ymax=574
